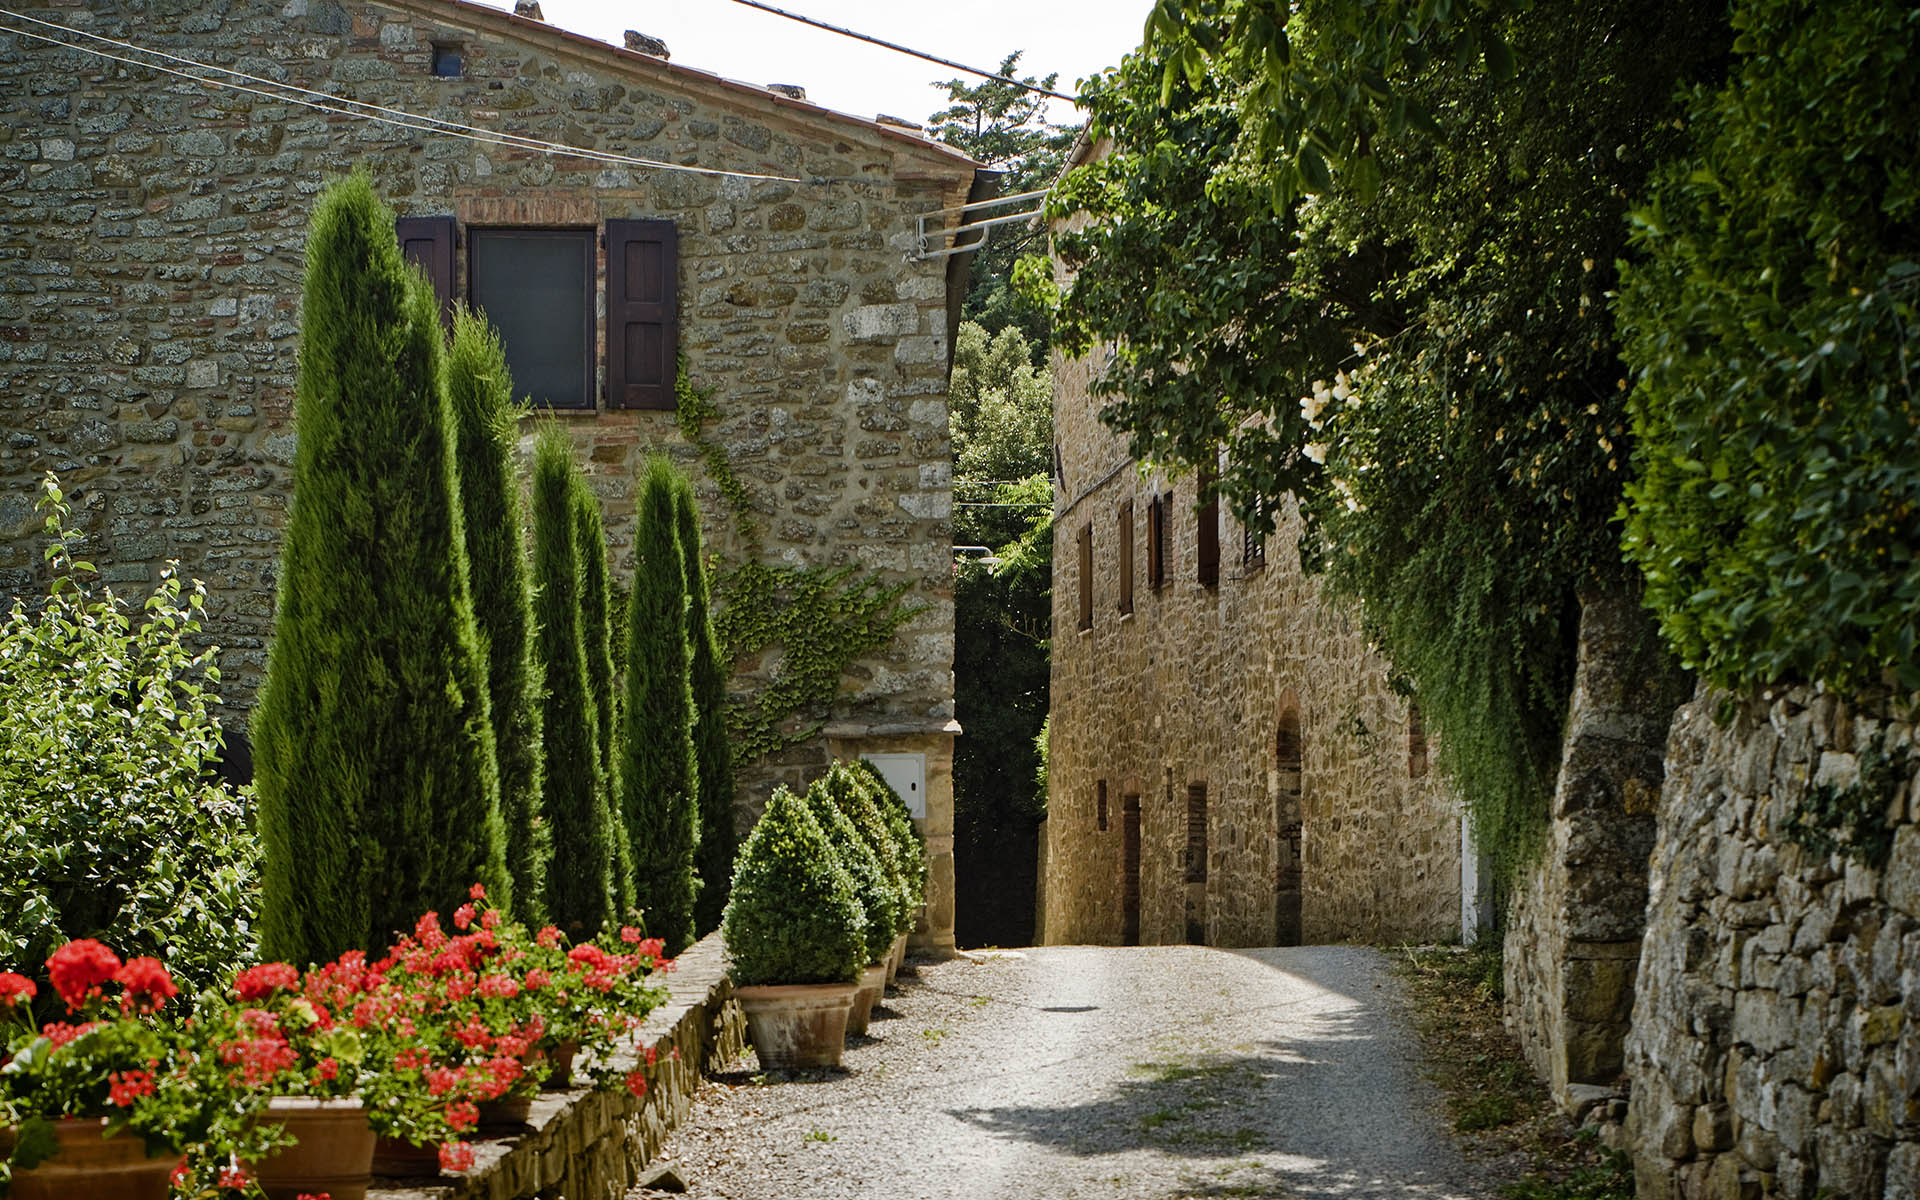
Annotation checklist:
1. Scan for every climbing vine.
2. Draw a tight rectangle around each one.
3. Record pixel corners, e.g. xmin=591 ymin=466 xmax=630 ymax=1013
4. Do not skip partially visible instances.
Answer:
xmin=1784 ymin=730 xmax=1909 ymax=870
xmin=673 ymin=363 xmax=923 ymax=765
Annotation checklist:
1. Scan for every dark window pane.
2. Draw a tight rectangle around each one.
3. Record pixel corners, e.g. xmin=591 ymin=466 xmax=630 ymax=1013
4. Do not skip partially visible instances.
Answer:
xmin=431 ymin=43 xmax=463 ymax=77
xmin=470 ymin=230 xmax=592 ymax=409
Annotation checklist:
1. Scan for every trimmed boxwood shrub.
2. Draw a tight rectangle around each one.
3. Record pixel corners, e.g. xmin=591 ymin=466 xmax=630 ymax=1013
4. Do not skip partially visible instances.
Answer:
xmin=721 ymin=786 xmax=865 ymax=987
xmin=819 ymin=763 xmax=911 ymax=939
xmin=801 ymin=778 xmax=901 ymax=964
xmin=850 ymin=759 xmax=927 ymax=914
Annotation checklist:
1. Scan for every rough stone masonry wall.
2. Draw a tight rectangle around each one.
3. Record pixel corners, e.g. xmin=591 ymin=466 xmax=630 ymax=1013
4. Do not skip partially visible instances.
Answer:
xmin=1626 ymin=686 xmax=1920 ymax=1200
xmin=0 ymin=0 xmax=973 ymax=889
xmin=1042 ymin=336 xmax=1462 ymax=949
xmin=1504 ymin=589 xmax=1690 ymax=1113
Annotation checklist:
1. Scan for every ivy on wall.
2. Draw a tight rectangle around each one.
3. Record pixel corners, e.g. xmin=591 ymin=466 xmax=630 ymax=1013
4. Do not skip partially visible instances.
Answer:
xmin=672 ymin=363 xmax=922 ymax=765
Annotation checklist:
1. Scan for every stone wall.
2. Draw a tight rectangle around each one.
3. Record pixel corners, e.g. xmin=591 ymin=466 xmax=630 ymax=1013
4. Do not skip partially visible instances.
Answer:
xmin=1503 ymin=589 xmax=1689 ymax=1112
xmin=0 ymin=0 xmax=973 ymax=941
xmin=1041 ymin=327 xmax=1464 ymax=948
xmin=1626 ymin=686 xmax=1920 ymax=1199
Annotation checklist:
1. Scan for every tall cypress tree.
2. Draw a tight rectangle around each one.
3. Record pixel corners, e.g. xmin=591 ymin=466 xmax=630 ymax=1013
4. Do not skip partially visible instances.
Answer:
xmin=531 ymin=425 xmax=616 ymax=935
xmin=254 ymin=172 xmax=509 ymax=965
xmin=621 ymin=456 xmax=700 ymax=954
xmin=676 ymin=474 xmax=737 ymax=935
xmin=447 ymin=308 xmax=549 ymax=923
xmin=571 ymin=478 xmax=635 ymax=916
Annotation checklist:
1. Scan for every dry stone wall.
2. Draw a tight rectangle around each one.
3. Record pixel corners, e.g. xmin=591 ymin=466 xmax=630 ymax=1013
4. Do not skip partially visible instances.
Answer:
xmin=1042 ymin=338 xmax=1463 ymax=949
xmin=0 ymin=0 xmax=973 ymax=931
xmin=1627 ymin=686 xmax=1920 ymax=1200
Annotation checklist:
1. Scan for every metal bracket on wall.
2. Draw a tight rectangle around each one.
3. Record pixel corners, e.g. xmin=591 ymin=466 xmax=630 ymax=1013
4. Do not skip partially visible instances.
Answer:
xmin=909 ymin=187 xmax=1049 ymax=261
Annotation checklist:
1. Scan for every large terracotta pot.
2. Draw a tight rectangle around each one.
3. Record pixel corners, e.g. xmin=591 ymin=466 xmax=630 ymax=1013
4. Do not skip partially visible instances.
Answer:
xmin=734 ymin=981 xmax=858 ymax=1069
xmin=476 ymin=1091 xmax=532 ymax=1129
xmin=249 ymin=1096 xmax=376 ymax=1200
xmin=845 ymin=964 xmax=887 ymax=1036
xmin=370 ymin=1134 xmax=440 ymax=1179
xmin=885 ymin=934 xmax=909 ymax=986
xmin=8 ymin=1116 xmax=178 ymax=1200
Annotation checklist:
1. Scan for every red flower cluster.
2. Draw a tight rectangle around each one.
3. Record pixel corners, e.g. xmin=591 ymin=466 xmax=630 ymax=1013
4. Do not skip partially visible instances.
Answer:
xmin=108 ymin=1068 xmax=157 ymax=1107
xmin=115 ymin=957 xmax=178 ymax=1014
xmin=0 ymin=971 xmax=36 ymax=1007
xmin=47 ymin=938 xmax=122 ymax=1010
xmin=234 ymin=962 xmax=300 ymax=1001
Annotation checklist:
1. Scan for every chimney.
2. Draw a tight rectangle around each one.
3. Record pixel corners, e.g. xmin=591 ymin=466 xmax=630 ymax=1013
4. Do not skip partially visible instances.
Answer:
xmin=513 ymin=1 xmax=543 ymax=18
xmin=624 ymin=30 xmax=670 ymax=59
xmin=766 ymin=83 xmax=807 ymax=101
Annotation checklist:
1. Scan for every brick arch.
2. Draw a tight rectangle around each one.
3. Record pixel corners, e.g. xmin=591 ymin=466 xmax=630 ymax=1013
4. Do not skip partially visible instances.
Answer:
xmin=1273 ymin=690 xmax=1304 ymax=946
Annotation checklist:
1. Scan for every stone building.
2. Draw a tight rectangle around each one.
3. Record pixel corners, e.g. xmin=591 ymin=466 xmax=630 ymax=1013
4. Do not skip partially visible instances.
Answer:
xmin=1040 ymin=143 xmax=1474 ymax=947
xmin=0 ymin=0 xmax=988 ymax=954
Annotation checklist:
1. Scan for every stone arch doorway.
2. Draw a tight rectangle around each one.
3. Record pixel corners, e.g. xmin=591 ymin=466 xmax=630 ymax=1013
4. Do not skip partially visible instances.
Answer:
xmin=1274 ymin=696 xmax=1304 ymax=946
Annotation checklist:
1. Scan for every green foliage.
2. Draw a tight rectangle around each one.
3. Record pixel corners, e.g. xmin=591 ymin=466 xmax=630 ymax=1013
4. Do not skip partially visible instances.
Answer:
xmin=571 ymin=474 xmax=634 ymax=916
xmin=447 ymin=308 xmax=549 ymax=923
xmin=801 ymin=778 xmax=900 ymax=963
xmin=675 ymin=474 xmax=738 ymax=936
xmin=927 ymin=51 xmax=1080 ymax=352
xmin=622 ymin=457 xmax=701 ymax=955
xmin=818 ymin=762 xmax=912 ymax=939
xmin=951 ymin=322 xmax=1052 ymax=484
xmin=1784 ymin=730 xmax=1907 ymax=869
xmin=0 ymin=477 xmax=259 ymax=1005
xmin=1618 ymin=0 xmax=1920 ymax=693
xmin=531 ymin=424 xmax=618 ymax=935
xmin=1050 ymin=4 xmax=1717 ymax=887
xmin=671 ymin=362 xmax=924 ymax=765
xmin=850 ymin=759 xmax=928 ymax=913
xmin=721 ymin=786 xmax=866 ymax=986
xmin=253 ymin=172 xmax=508 ymax=965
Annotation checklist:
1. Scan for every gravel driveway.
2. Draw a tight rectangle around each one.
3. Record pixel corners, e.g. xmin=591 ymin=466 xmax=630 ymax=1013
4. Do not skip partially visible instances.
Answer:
xmin=649 ymin=944 xmax=1505 ymax=1199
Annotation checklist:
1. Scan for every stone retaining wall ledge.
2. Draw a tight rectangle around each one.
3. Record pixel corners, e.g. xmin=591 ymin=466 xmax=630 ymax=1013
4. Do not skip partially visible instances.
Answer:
xmin=369 ymin=930 xmax=745 ymax=1200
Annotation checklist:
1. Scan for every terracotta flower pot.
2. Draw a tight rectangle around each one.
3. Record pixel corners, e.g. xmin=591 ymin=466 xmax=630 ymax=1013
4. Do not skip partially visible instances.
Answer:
xmin=8 ymin=1116 xmax=178 ymax=1200
xmin=845 ymin=964 xmax=887 ymax=1036
xmin=885 ymin=933 xmax=908 ymax=986
xmin=370 ymin=1134 xmax=440 ymax=1179
xmin=734 ymin=981 xmax=858 ymax=1069
xmin=248 ymin=1096 xmax=376 ymax=1200
xmin=540 ymin=1039 xmax=579 ymax=1091
xmin=476 ymin=1091 xmax=532 ymax=1129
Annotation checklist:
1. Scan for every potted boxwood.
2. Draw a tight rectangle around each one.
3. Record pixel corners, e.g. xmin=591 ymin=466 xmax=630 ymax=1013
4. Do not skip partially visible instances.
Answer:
xmin=842 ymin=760 xmax=928 ymax=977
xmin=720 ymin=786 xmax=867 ymax=1069
xmin=800 ymin=778 xmax=904 ymax=1036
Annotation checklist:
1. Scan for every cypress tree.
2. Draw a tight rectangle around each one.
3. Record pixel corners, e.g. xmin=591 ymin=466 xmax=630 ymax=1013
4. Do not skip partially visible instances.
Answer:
xmin=531 ymin=425 xmax=616 ymax=935
xmin=675 ymin=474 xmax=737 ymax=935
xmin=447 ymin=308 xmax=549 ymax=923
xmin=621 ymin=456 xmax=700 ymax=954
xmin=571 ymin=478 xmax=635 ymax=916
xmin=254 ymin=172 xmax=508 ymax=965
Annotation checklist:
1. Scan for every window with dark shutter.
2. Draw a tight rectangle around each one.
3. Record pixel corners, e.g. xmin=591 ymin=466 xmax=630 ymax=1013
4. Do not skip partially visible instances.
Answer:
xmin=1243 ymin=494 xmax=1267 ymax=570
xmin=1117 ymin=499 xmax=1134 ymax=615
xmin=470 ymin=228 xmax=594 ymax=409
xmin=1145 ymin=494 xmax=1163 ymax=590
xmin=1096 ymin=779 xmax=1108 ymax=831
xmin=1197 ymin=475 xmax=1220 ymax=589
xmin=396 ymin=216 xmax=455 ymax=330
xmin=605 ymin=219 xmax=678 ymax=410
xmin=1076 ymin=521 xmax=1093 ymax=632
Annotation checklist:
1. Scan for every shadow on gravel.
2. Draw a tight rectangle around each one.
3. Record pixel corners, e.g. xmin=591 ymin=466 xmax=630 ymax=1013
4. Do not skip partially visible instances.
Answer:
xmin=706 ymin=1067 xmax=850 ymax=1087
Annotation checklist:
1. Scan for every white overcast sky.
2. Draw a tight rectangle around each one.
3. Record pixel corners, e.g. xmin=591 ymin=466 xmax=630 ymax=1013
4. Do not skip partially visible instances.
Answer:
xmin=470 ymin=0 xmax=1155 ymax=130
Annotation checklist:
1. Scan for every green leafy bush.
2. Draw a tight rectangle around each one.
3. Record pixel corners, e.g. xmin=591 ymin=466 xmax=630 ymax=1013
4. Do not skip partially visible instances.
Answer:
xmin=1619 ymin=0 xmax=1920 ymax=693
xmin=801 ymin=778 xmax=900 ymax=963
xmin=850 ymin=759 xmax=927 ymax=914
xmin=819 ymin=763 xmax=912 ymax=938
xmin=721 ymin=786 xmax=865 ymax=986
xmin=0 ymin=477 xmax=259 ymax=1005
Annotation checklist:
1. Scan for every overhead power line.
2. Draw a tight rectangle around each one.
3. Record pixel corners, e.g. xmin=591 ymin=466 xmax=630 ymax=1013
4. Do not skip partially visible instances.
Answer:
xmin=0 ymin=7 xmax=800 ymax=181
xmin=725 ymin=0 xmax=1081 ymax=105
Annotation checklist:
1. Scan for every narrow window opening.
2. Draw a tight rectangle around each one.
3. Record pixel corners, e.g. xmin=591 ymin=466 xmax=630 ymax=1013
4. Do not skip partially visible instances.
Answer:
xmin=1096 ymin=779 xmax=1109 ymax=832
xmin=1408 ymin=702 xmax=1429 ymax=779
xmin=1243 ymin=495 xmax=1267 ymax=570
xmin=1117 ymin=500 xmax=1135 ymax=615
xmin=431 ymin=42 xmax=464 ymax=77
xmin=1076 ymin=521 xmax=1093 ymax=632
xmin=1185 ymin=783 xmax=1208 ymax=884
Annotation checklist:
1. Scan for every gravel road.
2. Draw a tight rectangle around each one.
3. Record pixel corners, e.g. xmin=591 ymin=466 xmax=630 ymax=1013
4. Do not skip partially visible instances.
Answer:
xmin=648 ymin=944 xmax=1506 ymax=1200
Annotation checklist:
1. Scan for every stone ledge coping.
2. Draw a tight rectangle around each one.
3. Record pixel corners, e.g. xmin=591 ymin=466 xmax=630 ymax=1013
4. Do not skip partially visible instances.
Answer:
xmin=368 ymin=930 xmax=745 ymax=1200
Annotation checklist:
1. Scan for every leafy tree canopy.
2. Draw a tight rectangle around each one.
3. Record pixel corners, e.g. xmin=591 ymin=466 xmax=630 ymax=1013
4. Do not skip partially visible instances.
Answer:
xmin=951 ymin=320 xmax=1051 ymax=487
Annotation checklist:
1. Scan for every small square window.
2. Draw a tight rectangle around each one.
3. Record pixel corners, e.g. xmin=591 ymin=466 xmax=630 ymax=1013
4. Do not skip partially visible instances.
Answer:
xmin=431 ymin=42 xmax=464 ymax=78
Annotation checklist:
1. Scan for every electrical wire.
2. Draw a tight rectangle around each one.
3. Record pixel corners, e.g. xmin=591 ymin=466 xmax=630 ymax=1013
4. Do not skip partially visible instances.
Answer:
xmin=0 ymin=7 xmax=801 ymax=181
xmin=725 ymin=0 xmax=1080 ymax=105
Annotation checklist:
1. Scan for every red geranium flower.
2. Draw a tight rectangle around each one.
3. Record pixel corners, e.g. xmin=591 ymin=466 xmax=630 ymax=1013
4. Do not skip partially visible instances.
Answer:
xmin=47 ymin=939 xmax=122 ymax=1011
xmin=469 ymin=883 xmax=487 ymax=900
xmin=115 ymin=957 xmax=178 ymax=1014
xmin=0 ymin=971 xmax=35 ymax=1007
xmin=624 ymin=1068 xmax=649 ymax=1098
xmin=439 ymin=1142 xmax=475 ymax=1172
xmin=235 ymin=962 xmax=301 ymax=1001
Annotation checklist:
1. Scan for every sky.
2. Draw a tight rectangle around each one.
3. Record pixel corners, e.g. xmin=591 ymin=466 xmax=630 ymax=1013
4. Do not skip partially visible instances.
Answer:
xmin=468 ymin=0 xmax=1156 ymax=131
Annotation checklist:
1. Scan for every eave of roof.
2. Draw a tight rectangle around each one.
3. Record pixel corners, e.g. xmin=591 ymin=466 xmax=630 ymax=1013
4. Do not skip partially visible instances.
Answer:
xmin=385 ymin=0 xmax=982 ymax=175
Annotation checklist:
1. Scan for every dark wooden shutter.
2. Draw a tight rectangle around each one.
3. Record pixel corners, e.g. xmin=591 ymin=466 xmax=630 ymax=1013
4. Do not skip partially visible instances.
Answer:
xmin=395 ymin=216 xmax=455 ymax=330
xmin=1146 ymin=494 xmax=1164 ymax=590
xmin=605 ymin=219 xmax=678 ymax=409
xmin=1076 ymin=521 xmax=1093 ymax=632
xmin=1117 ymin=499 xmax=1134 ymax=615
xmin=1197 ymin=474 xmax=1220 ymax=589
